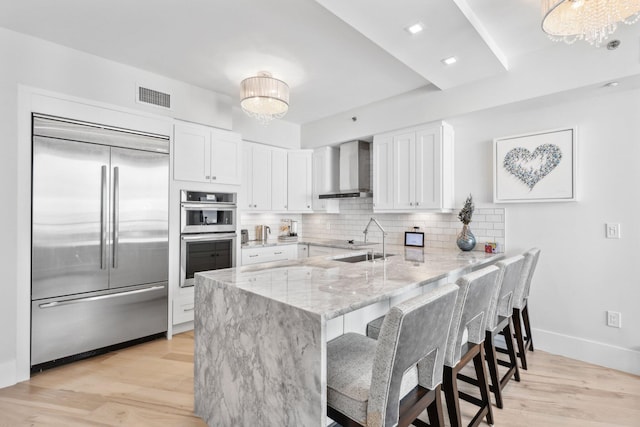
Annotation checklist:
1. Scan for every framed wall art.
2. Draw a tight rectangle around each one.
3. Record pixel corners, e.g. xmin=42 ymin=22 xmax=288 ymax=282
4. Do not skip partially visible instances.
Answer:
xmin=493 ymin=127 xmax=577 ymax=203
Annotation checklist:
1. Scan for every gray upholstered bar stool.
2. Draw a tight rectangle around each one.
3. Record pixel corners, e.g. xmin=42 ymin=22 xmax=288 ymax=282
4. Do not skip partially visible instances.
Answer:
xmin=509 ymin=248 xmax=541 ymax=370
xmin=441 ymin=265 xmax=501 ymax=427
xmin=326 ymin=284 xmax=460 ymax=427
xmin=458 ymin=255 xmax=524 ymax=409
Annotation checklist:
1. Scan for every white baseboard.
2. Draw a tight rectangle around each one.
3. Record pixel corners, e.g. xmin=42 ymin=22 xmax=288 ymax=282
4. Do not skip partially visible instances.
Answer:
xmin=533 ymin=328 xmax=640 ymax=376
xmin=0 ymin=359 xmax=16 ymax=389
xmin=172 ymin=321 xmax=194 ymax=335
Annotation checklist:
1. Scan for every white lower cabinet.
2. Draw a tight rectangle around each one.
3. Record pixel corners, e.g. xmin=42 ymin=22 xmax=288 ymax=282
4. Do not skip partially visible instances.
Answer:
xmin=298 ymin=244 xmax=309 ymax=258
xmin=241 ymin=244 xmax=298 ymax=266
xmin=173 ymin=289 xmax=195 ymax=325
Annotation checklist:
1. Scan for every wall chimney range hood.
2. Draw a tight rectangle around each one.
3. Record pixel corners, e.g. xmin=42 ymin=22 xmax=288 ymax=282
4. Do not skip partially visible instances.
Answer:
xmin=319 ymin=140 xmax=372 ymax=199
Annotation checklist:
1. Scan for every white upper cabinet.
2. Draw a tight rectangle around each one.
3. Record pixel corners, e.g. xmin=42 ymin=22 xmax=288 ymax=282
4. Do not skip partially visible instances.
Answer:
xmin=173 ymin=121 xmax=241 ymax=185
xmin=210 ymin=128 xmax=242 ymax=184
xmin=271 ymin=149 xmax=288 ymax=211
xmin=312 ymin=147 xmax=340 ymax=213
xmin=244 ymin=142 xmax=272 ymax=211
xmin=287 ymin=150 xmax=313 ymax=212
xmin=243 ymin=143 xmax=291 ymax=212
xmin=372 ymin=135 xmax=394 ymax=210
xmin=373 ymin=122 xmax=454 ymax=212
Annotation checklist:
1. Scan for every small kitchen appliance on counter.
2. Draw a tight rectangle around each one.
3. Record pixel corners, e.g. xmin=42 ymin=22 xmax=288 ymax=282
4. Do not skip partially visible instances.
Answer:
xmin=278 ymin=219 xmax=299 ymax=242
xmin=256 ymin=225 xmax=271 ymax=242
xmin=241 ymin=229 xmax=249 ymax=244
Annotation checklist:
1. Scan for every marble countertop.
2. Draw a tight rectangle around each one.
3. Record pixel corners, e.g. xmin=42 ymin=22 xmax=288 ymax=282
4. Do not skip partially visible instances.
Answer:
xmin=197 ymin=247 xmax=502 ymax=320
xmin=241 ymin=237 xmax=379 ymax=250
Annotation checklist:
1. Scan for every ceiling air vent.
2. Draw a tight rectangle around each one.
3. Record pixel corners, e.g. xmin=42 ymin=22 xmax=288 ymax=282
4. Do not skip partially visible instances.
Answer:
xmin=137 ymin=85 xmax=171 ymax=109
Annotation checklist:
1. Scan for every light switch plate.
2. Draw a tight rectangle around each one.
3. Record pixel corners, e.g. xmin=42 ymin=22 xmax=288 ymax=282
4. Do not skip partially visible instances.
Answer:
xmin=605 ymin=223 xmax=621 ymax=239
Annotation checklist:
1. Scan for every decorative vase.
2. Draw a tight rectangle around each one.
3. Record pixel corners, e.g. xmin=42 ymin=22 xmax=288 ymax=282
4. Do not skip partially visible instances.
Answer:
xmin=456 ymin=224 xmax=476 ymax=251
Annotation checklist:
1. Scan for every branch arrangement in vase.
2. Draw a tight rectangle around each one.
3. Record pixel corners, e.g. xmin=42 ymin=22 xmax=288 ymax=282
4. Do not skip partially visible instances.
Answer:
xmin=458 ymin=194 xmax=474 ymax=225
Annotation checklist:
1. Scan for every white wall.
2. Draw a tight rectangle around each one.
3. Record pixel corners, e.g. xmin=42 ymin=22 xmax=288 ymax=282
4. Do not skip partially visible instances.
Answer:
xmin=448 ymin=87 xmax=640 ymax=374
xmin=0 ymin=27 xmax=236 ymax=388
xmin=304 ymin=85 xmax=640 ymax=374
xmin=232 ymin=107 xmax=301 ymax=149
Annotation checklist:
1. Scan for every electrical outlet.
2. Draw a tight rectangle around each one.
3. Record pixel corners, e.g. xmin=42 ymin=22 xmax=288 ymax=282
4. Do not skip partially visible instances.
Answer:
xmin=607 ymin=311 xmax=622 ymax=328
xmin=326 ymin=222 xmax=331 ymax=230
xmin=605 ymin=223 xmax=621 ymax=239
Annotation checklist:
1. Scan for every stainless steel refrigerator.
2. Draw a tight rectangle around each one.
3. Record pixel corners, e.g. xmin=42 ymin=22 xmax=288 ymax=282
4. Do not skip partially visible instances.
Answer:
xmin=31 ymin=115 xmax=169 ymax=368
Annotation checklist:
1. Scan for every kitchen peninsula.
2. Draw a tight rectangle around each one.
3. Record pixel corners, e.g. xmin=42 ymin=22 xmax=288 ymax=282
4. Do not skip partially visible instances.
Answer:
xmin=194 ymin=247 xmax=503 ymax=426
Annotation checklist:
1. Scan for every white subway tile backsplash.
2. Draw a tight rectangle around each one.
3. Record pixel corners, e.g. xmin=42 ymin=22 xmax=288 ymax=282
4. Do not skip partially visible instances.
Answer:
xmin=296 ymin=200 xmax=506 ymax=252
xmin=240 ymin=201 xmax=505 ymax=252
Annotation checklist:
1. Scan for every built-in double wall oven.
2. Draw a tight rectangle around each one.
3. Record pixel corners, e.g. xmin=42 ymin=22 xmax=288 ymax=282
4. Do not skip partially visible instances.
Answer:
xmin=180 ymin=190 xmax=237 ymax=287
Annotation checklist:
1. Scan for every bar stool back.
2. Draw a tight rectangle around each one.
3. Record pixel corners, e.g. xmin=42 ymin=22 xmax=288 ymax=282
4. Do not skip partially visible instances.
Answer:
xmin=459 ymin=255 xmax=524 ymax=409
xmin=512 ymin=248 xmax=541 ymax=370
xmin=326 ymin=284 xmax=460 ymax=427
xmin=442 ymin=265 xmax=501 ymax=427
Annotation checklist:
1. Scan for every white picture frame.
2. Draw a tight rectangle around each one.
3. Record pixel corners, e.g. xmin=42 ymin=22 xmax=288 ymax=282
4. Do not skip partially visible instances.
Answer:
xmin=493 ymin=127 xmax=577 ymax=203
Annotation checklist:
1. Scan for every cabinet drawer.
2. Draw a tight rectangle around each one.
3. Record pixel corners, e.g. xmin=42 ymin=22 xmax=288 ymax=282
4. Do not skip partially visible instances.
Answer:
xmin=173 ymin=291 xmax=195 ymax=324
xmin=241 ymin=245 xmax=297 ymax=266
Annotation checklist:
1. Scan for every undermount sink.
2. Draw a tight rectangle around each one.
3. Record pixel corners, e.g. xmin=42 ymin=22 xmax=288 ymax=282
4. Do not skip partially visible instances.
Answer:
xmin=332 ymin=253 xmax=394 ymax=263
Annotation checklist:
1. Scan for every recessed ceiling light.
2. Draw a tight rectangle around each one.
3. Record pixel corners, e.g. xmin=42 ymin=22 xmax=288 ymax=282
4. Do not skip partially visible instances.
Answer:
xmin=441 ymin=56 xmax=457 ymax=66
xmin=604 ymin=81 xmax=619 ymax=88
xmin=405 ymin=22 xmax=424 ymax=35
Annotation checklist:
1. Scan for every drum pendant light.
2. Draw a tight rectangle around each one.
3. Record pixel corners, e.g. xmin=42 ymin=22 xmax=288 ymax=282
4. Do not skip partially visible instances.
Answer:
xmin=240 ymin=71 xmax=290 ymax=124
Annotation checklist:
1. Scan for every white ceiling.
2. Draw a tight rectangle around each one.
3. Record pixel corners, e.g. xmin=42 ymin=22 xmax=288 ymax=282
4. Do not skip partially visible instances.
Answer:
xmin=0 ymin=0 xmax=638 ymax=124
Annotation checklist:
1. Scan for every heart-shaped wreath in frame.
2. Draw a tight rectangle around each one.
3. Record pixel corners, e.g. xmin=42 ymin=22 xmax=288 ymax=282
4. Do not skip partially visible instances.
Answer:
xmin=493 ymin=128 xmax=576 ymax=203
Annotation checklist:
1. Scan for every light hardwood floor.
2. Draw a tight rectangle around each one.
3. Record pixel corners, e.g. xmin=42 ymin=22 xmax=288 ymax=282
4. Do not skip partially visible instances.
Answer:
xmin=0 ymin=331 xmax=638 ymax=426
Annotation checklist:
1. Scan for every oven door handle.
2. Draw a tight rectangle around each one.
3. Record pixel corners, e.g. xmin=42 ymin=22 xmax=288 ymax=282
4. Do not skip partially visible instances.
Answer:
xmin=181 ymin=203 xmax=236 ymax=210
xmin=181 ymin=233 xmax=237 ymax=242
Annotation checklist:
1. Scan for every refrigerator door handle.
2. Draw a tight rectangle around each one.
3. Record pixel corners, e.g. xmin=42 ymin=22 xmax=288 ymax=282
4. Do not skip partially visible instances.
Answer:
xmin=38 ymin=285 xmax=165 ymax=309
xmin=113 ymin=166 xmax=119 ymax=269
xmin=101 ymin=165 xmax=108 ymax=270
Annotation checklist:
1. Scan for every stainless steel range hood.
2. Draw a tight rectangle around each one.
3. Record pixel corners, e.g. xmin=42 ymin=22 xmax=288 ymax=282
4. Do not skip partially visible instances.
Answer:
xmin=319 ymin=140 xmax=372 ymax=199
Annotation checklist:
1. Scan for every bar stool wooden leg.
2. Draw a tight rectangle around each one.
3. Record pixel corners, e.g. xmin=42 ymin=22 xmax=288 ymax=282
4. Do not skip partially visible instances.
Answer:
xmin=503 ymin=319 xmax=521 ymax=382
xmin=522 ymin=304 xmax=534 ymax=352
xmin=513 ymin=308 xmax=528 ymax=370
xmin=483 ymin=330 xmax=503 ymax=409
xmin=426 ymin=384 xmax=445 ymax=427
xmin=473 ymin=346 xmax=494 ymax=426
xmin=443 ymin=365 xmax=462 ymax=427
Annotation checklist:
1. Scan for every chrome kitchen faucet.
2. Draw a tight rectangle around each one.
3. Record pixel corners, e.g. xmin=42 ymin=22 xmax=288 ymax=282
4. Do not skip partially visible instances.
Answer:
xmin=363 ymin=217 xmax=387 ymax=261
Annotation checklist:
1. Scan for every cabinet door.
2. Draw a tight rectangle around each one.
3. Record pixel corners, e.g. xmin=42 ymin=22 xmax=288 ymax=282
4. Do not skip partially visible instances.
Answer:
xmin=415 ymin=127 xmax=442 ymax=209
xmin=372 ymin=136 xmax=394 ymax=210
xmin=312 ymin=149 xmax=326 ymax=211
xmin=298 ymin=244 xmax=309 ymax=258
xmin=210 ymin=130 xmax=241 ymax=185
xmin=393 ymin=132 xmax=416 ymax=210
xmin=251 ymin=144 xmax=272 ymax=210
xmin=288 ymin=150 xmax=313 ymax=211
xmin=271 ymin=149 xmax=288 ymax=211
xmin=173 ymin=123 xmax=210 ymax=182
xmin=242 ymin=143 xmax=254 ymax=209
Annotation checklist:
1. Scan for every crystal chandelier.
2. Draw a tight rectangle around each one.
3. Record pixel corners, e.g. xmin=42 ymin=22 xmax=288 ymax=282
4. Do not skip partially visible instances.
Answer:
xmin=542 ymin=0 xmax=640 ymax=47
xmin=240 ymin=71 xmax=289 ymax=124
